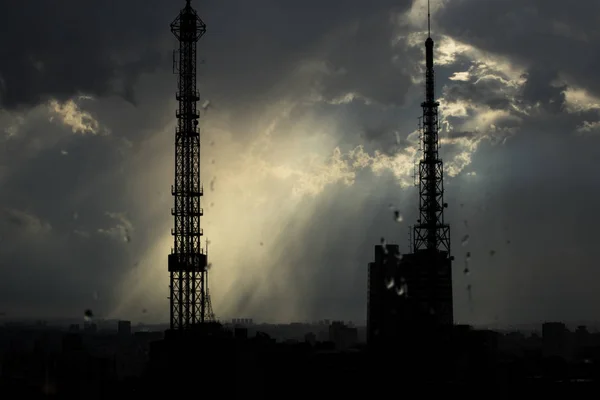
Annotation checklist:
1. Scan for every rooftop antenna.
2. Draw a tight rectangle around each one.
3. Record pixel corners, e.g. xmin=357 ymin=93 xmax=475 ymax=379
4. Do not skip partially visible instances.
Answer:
xmin=427 ymin=0 xmax=431 ymax=37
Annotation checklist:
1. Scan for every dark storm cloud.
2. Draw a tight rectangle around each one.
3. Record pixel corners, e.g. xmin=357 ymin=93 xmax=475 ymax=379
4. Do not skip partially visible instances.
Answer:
xmin=446 ymin=131 xmax=475 ymax=140
xmin=0 ymin=0 xmax=414 ymax=110
xmin=0 ymin=0 xmax=417 ymax=145
xmin=435 ymin=0 xmax=600 ymax=97
xmin=0 ymin=0 xmax=417 ymax=320
xmin=438 ymin=66 xmax=565 ymax=130
xmin=449 ymin=132 xmax=600 ymax=325
xmin=362 ymin=126 xmax=390 ymax=143
xmin=6 ymin=0 xmax=600 ymax=326
xmin=1 ymin=208 xmax=51 ymax=235
xmin=359 ymin=125 xmax=403 ymax=155
xmin=199 ymin=0 xmax=414 ymax=114
xmin=313 ymin=11 xmax=412 ymax=106
xmin=443 ymin=75 xmax=512 ymax=111
xmin=0 ymin=228 xmax=131 ymax=316
xmin=0 ymin=117 xmax=144 ymax=316
xmin=319 ymin=98 xmax=422 ymax=156
xmin=519 ymin=68 xmax=566 ymax=114
xmin=0 ymin=0 xmax=174 ymax=109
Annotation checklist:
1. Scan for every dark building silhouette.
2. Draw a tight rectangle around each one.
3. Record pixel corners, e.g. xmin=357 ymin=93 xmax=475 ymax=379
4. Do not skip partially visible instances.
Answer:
xmin=542 ymin=322 xmax=571 ymax=360
xmin=367 ymin=244 xmax=400 ymax=346
xmin=401 ymin=250 xmax=453 ymax=326
xmin=117 ymin=321 xmax=131 ymax=337
xmin=367 ymin=246 xmax=452 ymax=348
xmin=145 ymin=324 xmax=234 ymax=396
xmin=328 ymin=321 xmax=358 ymax=350
xmin=232 ymin=318 xmax=253 ymax=325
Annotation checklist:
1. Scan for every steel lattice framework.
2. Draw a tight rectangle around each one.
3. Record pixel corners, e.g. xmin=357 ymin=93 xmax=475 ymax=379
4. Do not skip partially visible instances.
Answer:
xmin=168 ymin=0 xmax=208 ymax=330
xmin=412 ymin=3 xmax=451 ymax=256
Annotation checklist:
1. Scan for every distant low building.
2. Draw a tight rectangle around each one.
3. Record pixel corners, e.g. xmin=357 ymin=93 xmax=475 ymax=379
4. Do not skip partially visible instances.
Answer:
xmin=543 ymin=322 xmax=572 ymax=361
xmin=118 ymin=321 xmax=131 ymax=337
xmin=232 ymin=318 xmax=253 ymax=325
xmin=329 ymin=321 xmax=357 ymax=350
xmin=304 ymin=332 xmax=316 ymax=345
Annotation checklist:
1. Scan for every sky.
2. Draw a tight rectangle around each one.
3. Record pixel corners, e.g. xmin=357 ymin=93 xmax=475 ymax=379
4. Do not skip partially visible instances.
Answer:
xmin=1 ymin=0 xmax=600 ymax=327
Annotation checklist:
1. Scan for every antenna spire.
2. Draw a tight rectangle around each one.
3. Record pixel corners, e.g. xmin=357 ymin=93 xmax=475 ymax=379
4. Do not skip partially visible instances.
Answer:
xmin=427 ymin=0 xmax=431 ymax=37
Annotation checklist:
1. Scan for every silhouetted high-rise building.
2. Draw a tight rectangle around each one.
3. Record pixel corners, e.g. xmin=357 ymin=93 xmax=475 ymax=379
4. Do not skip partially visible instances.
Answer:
xmin=399 ymin=251 xmax=453 ymax=325
xmin=368 ymin=246 xmax=450 ymax=345
xmin=367 ymin=244 xmax=401 ymax=346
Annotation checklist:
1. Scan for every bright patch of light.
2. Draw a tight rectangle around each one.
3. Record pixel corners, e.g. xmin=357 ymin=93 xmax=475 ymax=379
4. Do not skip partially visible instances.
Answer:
xmin=440 ymin=100 xmax=469 ymax=118
xmin=577 ymin=121 xmax=600 ymax=134
xmin=449 ymin=71 xmax=470 ymax=81
xmin=400 ymin=0 xmax=451 ymax=29
xmin=48 ymin=99 xmax=100 ymax=135
xmin=564 ymin=87 xmax=600 ymax=113
xmin=463 ymin=108 xmax=516 ymax=133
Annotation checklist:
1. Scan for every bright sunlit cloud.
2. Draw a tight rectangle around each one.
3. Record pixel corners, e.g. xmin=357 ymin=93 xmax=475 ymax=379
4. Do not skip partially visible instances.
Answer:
xmin=48 ymin=99 xmax=102 ymax=135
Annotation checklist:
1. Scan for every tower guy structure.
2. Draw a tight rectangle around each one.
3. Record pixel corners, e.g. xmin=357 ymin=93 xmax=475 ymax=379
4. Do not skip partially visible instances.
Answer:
xmin=367 ymin=1 xmax=453 ymax=348
xmin=168 ymin=0 xmax=213 ymax=330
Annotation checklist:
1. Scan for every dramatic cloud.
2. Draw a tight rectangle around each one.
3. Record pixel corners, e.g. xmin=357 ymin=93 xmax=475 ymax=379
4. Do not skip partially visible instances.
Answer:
xmin=0 ymin=0 xmax=172 ymax=110
xmin=2 ymin=0 xmax=600 ymax=328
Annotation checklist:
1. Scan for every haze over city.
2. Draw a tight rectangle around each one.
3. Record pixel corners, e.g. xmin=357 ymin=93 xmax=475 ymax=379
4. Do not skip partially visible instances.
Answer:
xmin=0 ymin=0 xmax=599 ymax=328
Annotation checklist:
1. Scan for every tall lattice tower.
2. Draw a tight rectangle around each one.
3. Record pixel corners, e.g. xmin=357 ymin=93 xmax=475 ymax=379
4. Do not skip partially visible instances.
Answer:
xmin=405 ymin=0 xmax=454 ymax=326
xmin=168 ymin=0 xmax=209 ymax=330
xmin=412 ymin=1 xmax=451 ymax=257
